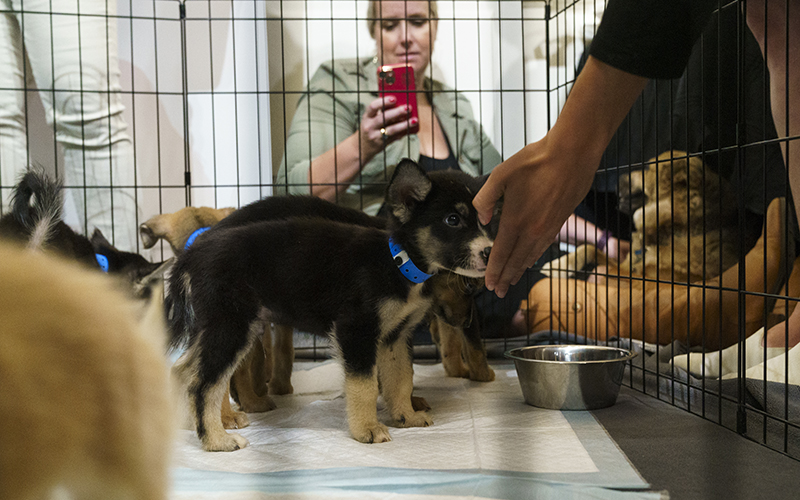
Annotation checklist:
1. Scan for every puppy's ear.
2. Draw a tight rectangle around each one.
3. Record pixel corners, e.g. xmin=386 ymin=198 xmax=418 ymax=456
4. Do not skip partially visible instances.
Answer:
xmin=387 ymin=159 xmax=432 ymax=223
xmin=90 ymin=228 xmax=112 ymax=250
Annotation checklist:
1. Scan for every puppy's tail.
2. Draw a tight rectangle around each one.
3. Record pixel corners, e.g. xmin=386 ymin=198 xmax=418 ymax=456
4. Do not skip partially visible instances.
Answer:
xmin=164 ymin=256 xmax=193 ymax=351
xmin=10 ymin=166 xmax=64 ymax=251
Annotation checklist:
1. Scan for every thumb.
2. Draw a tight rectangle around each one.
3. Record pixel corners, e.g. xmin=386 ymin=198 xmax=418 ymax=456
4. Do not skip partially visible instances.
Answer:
xmin=473 ymin=173 xmax=503 ymax=226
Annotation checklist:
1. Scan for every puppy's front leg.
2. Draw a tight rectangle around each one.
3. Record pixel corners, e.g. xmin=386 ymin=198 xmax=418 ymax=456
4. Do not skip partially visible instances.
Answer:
xmin=345 ymin=368 xmax=391 ymax=443
xmin=377 ymin=341 xmax=433 ymax=429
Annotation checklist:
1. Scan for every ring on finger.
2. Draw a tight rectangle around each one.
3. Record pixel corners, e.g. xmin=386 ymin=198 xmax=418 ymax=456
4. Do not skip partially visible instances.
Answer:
xmin=380 ymin=127 xmax=388 ymax=141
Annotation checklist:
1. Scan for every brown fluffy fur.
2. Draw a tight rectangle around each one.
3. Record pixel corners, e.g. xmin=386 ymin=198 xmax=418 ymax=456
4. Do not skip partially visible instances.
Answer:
xmin=139 ymin=206 xmax=235 ymax=254
xmin=0 ymin=243 xmax=173 ymax=500
xmin=546 ymin=151 xmax=740 ymax=283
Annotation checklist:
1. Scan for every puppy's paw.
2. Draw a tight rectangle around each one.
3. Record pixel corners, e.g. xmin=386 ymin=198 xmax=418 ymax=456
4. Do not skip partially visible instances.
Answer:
xmin=395 ymin=410 xmax=433 ymax=428
xmin=469 ymin=365 xmax=496 ymax=382
xmin=238 ymin=394 xmax=277 ymax=413
xmin=221 ymin=409 xmax=250 ymax=429
xmin=351 ymin=422 xmax=392 ymax=444
xmin=268 ymin=378 xmax=294 ymax=396
xmin=203 ymin=432 xmax=249 ymax=452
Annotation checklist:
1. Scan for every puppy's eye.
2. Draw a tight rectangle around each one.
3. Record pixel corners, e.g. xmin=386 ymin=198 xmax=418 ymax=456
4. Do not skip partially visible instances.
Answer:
xmin=444 ymin=214 xmax=461 ymax=227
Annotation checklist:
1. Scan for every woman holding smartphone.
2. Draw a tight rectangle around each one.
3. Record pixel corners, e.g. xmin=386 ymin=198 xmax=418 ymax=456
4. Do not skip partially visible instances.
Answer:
xmin=276 ymin=0 xmax=502 ymax=216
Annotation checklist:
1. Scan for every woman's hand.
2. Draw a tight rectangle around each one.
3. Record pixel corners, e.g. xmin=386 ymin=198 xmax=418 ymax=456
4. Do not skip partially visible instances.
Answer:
xmin=359 ymin=96 xmax=417 ymax=159
xmin=308 ymin=95 xmax=418 ymax=201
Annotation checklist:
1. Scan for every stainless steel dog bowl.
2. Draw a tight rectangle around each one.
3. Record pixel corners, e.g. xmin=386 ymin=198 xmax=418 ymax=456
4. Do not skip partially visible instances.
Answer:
xmin=505 ymin=345 xmax=637 ymax=410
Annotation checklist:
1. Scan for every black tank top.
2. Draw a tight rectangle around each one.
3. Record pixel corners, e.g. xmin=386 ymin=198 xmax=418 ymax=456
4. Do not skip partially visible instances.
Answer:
xmin=417 ymin=132 xmax=460 ymax=172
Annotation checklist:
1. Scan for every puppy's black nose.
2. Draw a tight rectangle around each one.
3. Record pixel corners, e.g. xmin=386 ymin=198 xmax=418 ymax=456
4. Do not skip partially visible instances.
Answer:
xmin=480 ymin=246 xmax=492 ymax=265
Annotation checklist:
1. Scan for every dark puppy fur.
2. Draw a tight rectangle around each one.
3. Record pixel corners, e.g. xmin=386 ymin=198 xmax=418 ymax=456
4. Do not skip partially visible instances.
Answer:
xmin=167 ymin=160 xmax=493 ymax=451
xmin=426 ymin=272 xmax=494 ymax=381
xmin=0 ymin=167 xmax=166 ymax=295
xmin=0 ymin=167 xmax=97 ymax=268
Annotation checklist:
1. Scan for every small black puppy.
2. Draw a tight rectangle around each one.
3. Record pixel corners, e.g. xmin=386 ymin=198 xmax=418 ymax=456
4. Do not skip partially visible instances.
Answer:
xmin=0 ymin=167 xmax=166 ymax=295
xmin=167 ymin=159 xmax=494 ymax=451
xmin=0 ymin=167 xmax=97 ymax=267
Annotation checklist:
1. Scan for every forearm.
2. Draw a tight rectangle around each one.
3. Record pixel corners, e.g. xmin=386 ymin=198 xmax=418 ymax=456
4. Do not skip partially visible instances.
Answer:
xmin=550 ymin=56 xmax=649 ymax=165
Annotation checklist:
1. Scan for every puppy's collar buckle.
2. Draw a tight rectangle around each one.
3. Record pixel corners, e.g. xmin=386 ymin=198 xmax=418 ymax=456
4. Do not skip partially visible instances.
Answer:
xmin=388 ymin=236 xmax=432 ymax=284
xmin=185 ymin=227 xmax=211 ymax=250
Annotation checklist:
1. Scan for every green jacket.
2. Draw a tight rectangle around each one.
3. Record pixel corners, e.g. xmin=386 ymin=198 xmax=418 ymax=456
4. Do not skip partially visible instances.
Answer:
xmin=275 ymin=57 xmax=503 ymax=215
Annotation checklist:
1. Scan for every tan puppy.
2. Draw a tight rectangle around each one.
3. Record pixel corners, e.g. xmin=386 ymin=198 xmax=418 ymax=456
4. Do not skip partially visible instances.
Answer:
xmin=0 ymin=243 xmax=172 ymax=500
xmin=545 ymin=151 xmax=740 ymax=284
xmin=140 ymin=206 xmax=235 ymax=254
xmin=525 ymin=197 xmax=787 ymax=350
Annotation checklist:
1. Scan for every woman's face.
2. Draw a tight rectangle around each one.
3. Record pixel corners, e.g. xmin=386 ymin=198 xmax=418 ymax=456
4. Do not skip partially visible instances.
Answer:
xmin=373 ymin=1 xmax=437 ymax=80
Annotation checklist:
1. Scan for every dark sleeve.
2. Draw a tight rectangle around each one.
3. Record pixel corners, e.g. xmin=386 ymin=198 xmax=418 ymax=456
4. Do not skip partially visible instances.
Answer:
xmin=589 ymin=0 xmax=718 ymax=79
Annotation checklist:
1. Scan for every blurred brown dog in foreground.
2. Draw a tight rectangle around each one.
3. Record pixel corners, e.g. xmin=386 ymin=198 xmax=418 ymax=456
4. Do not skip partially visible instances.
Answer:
xmin=0 ymin=243 xmax=173 ymax=500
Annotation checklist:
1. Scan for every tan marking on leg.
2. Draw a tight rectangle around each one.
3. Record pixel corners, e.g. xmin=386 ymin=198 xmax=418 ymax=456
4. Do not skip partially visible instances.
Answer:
xmin=230 ymin=342 xmax=275 ymax=413
xmin=464 ymin=340 xmax=495 ymax=382
xmin=221 ymin=389 xmax=250 ymax=429
xmin=431 ymin=317 xmax=469 ymax=378
xmin=199 ymin=374 xmax=249 ymax=452
xmin=345 ymin=370 xmax=390 ymax=443
xmin=377 ymin=342 xmax=432 ymax=428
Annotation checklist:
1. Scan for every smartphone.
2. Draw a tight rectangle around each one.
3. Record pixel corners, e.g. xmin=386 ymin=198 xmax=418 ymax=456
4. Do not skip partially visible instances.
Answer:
xmin=378 ymin=64 xmax=420 ymax=134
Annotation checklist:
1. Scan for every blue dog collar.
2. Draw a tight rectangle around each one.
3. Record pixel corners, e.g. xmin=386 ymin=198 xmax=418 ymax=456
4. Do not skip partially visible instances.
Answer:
xmin=185 ymin=227 xmax=211 ymax=250
xmin=95 ymin=253 xmax=109 ymax=273
xmin=388 ymin=236 xmax=433 ymax=284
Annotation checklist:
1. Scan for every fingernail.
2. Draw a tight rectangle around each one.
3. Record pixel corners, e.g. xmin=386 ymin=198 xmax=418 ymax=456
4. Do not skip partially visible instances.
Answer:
xmin=410 ymin=118 xmax=418 ymax=125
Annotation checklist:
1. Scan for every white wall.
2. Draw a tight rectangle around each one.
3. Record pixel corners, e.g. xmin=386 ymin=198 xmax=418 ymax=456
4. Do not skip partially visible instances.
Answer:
xmin=117 ymin=0 xmax=272 ymax=224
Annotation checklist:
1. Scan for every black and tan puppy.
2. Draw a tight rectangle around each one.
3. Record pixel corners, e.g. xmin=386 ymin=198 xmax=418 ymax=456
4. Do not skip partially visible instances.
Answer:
xmin=0 ymin=168 xmax=168 ymax=297
xmin=167 ymin=160 xmax=494 ymax=451
xmin=0 ymin=167 xmax=97 ymax=267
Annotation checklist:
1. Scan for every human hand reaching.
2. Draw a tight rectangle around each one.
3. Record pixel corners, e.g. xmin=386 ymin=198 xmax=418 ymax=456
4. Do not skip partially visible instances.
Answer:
xmin=473 ymin=136 xmax=598 ymax=298
xmin=473 ymin=56 xmax=648 ymax=298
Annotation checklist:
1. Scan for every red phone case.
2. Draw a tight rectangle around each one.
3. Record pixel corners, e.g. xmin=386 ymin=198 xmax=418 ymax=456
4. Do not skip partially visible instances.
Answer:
xmin=378 ymin=64 xmax=420 ymax=134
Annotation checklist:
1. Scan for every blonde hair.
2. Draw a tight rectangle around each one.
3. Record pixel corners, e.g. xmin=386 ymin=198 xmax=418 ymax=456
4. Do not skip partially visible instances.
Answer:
xmin=367 ymin=1 xmax=438 ymax=39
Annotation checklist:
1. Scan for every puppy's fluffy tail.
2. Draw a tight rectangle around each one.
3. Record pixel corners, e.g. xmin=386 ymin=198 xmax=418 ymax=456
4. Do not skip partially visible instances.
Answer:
xmin=10 ymin=166 xmax=64 ymax=251
xmin=164 ymin=256 xmax=193 ymax=351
